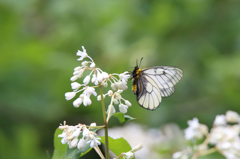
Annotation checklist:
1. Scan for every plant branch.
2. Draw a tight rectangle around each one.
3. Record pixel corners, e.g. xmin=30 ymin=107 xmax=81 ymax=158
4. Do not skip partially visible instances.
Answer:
xmin=99 ymin=85 xmax=109 ymax=159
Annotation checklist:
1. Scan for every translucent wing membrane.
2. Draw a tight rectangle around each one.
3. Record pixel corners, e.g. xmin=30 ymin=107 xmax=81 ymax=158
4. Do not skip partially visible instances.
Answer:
xmin=136 ymin=66 xmax=183 ymax=110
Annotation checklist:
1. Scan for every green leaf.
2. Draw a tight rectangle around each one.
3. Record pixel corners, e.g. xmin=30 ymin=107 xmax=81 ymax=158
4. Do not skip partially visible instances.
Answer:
xmin=112 ymin=112 xmax=136 ymax=123
xmin=52 ymin=128 xmax=67 ymax=159
xmin=99 ymin=136 xmax=134 ymax=159
xmin=123 ymin=115 xmax=135 ymax=122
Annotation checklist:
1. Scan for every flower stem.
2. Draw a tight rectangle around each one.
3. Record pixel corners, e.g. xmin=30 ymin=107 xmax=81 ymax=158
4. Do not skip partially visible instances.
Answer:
xmin=99 ymin=85 xmax=109 ymax=159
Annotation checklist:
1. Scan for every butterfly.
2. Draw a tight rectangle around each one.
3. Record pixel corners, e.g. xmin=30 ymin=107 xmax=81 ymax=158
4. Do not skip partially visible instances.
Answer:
xmin=131 ymin=58 xmax=183 ymax=110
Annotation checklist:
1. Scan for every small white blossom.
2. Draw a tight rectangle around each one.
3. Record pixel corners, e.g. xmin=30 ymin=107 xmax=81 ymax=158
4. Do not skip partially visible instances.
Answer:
xmin=125 ymin=100 xmax=132 ymax=107
xmin=90 ymin=62 xmax=95 ymax=68
xmin=83 ymin=95 xmax=92 ymax=106
xmin=113 ymin=99 xmax=119 ymax=104
xmin=82 ymin=127 xmax=90 ymax=138
xmin=119 ymin=71 xmax=130 ymax=84
xmin=87 ymin=136 xmax=101 ymax=148
xmin=107 ymin=105 xmax=116 ymax=114
xmin=122 ymin=151 xmax=134 ymax=159
xmin=111 ymin=83 xmax=118 ymax=91
xmin=226 ymin=111 xmax=240 ymax=123
xmin=83 ymin=75 xmax=90 ymax=85
xmin=184 ymin=118 xmax=207 ymax=140
xmin=81 ymin=61 xmax=88 ymax=66
xmin=65 ymin=92 xmax=76 ymax=100
xmin=73 ymin=98 xmax=83 ymax=108
xmin=90 ymin=123 xmax=97 ymax=127
xmin=70 ymin=75 xmax=79 ymax=82
xmin=91 ymin=74 xmax=98 ymax=85
xmin=74 ymin=66 xmax=82 ymax=71
xmin=103 ymin=82 xmax=108 ymax=87
xmin=119 ymin=104 xmax=128 ymax=114
xmin=77 ymin=46 xmax=88 ymax=61
xmin=83 ymin=87 xmax=97 ymax=97
xmin=72 ymin=128 xmax=81 ymax=138
xmin=69 ymin=137 xmax=78 ymax=148
xmin=214 ymin=115 xmax=226 ymax=126
xmin=97 ymin=70 xmax=103 ymax=82
xmin=77 ymin=138 xmax=85 ymax=149
xmin=102 ymin=72 xmax=109 ymax=79
xmin=107 ymin=90 xmax=113 ymax=96
xmin=132 ymin=143 xmax=143 ymax=152
xmin=71 ymin=82 xmax=81 ymax=90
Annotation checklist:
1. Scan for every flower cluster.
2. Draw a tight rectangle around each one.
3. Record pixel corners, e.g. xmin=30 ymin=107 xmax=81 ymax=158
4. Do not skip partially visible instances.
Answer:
xmin=173 ymin=110 xmax=240 ymax=159
xmin=64 ymin=46 xmax=131 ymax=112
xmin=98 ymin=89 xmax=132 ymax=114
xmin=58 ymin=121 xmax=101 ymax=149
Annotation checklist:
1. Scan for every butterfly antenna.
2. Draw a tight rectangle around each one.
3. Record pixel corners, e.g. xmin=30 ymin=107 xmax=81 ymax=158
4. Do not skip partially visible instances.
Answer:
xmin=139 ymin=57 xmax=143 ymax=68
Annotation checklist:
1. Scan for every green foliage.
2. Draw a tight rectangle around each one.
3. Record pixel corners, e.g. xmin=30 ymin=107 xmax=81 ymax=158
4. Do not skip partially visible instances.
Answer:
xmin=112 ymin=112 xmax=135 ymax=123
xmin=100 ymin=136 xmax=134 ymax=159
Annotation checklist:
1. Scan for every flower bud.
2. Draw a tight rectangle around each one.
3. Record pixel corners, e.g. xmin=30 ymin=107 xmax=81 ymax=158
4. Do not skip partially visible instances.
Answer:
xmin=83 ymin=75 xmax=90 ymax=85
xmin=65 ymin=92 xmax=76 ymax=100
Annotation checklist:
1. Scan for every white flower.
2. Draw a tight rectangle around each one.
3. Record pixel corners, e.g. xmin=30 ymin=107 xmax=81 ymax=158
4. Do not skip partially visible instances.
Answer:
xmin=83 ymin=95 xmax=92 ymax=106
xmin=103 ymin=82 xmax=108 ymax=87
xmin=77 ymin=46 xmax=88 ymax=61
xmin=65 ymin=92 xmax=76 ymax=100
xmin=107 ymin=105 xmax=116 ymax=114
xmin=81 ymin=61 xmax=88 ymax=66
xmin=72 ymin=128 xmax=81 ymax=138
xmin=97 ymin=70 xmax=103 ymax=82
xmin=132 ymin=143 xmax=143 ymax=152
xmin=90 ymin=62 xmax=95 ymax=68
xmin=70 ymin=75 xmax=78 ymax=82
xmin=71 ymin=82 xmax=81 ymax=90
xmin=119 ymin=104 xmax=128 ymax=114
xmin=113 ymin=99 xmax=119 ymax=104
xmin=69 ymin=137 xmax=78 ymax=148
xmin=83 ymin=87 xmax=97 ymax=97
xmin=102 ymin=72 xmax=109 ymax=79
xmin=119 ymin=71 xmax=130 ymax=84
xmin=90 ymin=123 xmax=97 ymax=127
xmin=125 ymin=100 xmax=132 ymax=107
xmin=107 ymin=90 xmax=113 ymax=96
xmin=214 ymin=115 xmax=226 ymax=126
xmin=74 ymin=66 xmax=82 ymax=71
xmin=91 ymin=74 xmax=98 ymax=85
xmin=184 ymin=118 xmax=207 ymax=140
xmin=122 ymin=151 xmax=134 ymax=159
xmin=83 ymin=75 xmax=90 ymax=85
xmin=87 ymin=136 xmax=101 ymax=148
xmin=77 ymin=138 xmax=85 ymax=149
xmin=58 ymin=133 xmax=67 ymax=144
xmin=111 ymin=83 xmax=118 ymax=91
xmin=82 ymin=127 xmax=90 ymax=138
xmin=73 ymin=98 xmax=83 ymax=107
xmin=226 ymin=111 xmax=240 ymax=123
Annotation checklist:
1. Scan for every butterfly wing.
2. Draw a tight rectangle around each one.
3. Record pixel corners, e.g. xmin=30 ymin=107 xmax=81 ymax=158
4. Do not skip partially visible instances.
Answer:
xmin=136 ymin=66 xmax=183 ymax=110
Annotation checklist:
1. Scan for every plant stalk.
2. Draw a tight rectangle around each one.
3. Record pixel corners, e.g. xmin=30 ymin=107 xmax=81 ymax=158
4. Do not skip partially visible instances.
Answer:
xmin=99 ymin=85 xmax=109 ymax=159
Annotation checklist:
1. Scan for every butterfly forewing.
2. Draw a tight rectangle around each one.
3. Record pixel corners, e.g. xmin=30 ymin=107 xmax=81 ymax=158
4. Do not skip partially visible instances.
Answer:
xmin=136 ymin=66 xmax=183 ymax=110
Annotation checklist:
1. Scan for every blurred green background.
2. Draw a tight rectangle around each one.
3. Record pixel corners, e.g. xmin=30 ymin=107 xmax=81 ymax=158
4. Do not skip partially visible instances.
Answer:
xmin=1 ymin=0 xmax=240 ymax=159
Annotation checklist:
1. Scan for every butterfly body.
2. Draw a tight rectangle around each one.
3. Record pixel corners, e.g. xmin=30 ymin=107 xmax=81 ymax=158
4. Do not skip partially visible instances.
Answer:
xmin=131 ymin=64 xmax=183 ymax=111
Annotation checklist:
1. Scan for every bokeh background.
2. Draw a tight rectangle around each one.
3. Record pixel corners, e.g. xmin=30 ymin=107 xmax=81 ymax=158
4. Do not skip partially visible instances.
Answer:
xmin=1 ymin=0 xmax=240 ymax=159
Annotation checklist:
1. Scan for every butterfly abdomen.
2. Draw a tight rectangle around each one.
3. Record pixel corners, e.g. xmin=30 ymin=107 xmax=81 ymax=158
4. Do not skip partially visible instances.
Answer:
xmin=132 ymin=66 xmax=142 ymax=95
